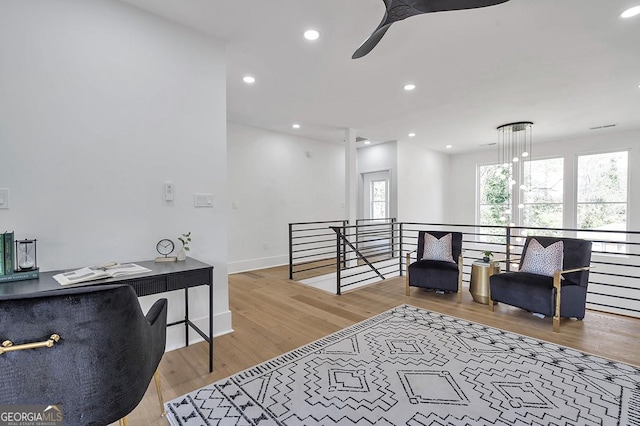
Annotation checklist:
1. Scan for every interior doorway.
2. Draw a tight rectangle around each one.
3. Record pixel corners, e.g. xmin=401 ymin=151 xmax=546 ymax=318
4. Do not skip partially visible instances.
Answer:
xmin=363 ymin=170 xmax=390 ymax=220
xmin=359 ymin=170 xmax=393 ymax=261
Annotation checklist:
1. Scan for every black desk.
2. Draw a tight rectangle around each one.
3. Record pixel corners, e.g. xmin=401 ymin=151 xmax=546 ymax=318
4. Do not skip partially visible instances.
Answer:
xmin=0 ymin=257 xmax=214 ymax=372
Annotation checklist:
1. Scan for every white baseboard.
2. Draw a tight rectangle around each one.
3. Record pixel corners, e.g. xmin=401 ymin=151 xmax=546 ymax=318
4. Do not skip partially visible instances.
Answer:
xmin=228 ymin=255 xmax=289 ymax=274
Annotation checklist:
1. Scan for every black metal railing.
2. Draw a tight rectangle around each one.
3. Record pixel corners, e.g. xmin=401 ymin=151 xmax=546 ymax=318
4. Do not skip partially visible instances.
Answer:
xmin=330 ymin=222 xmax=402 ymax=294
xmin=355 ymin=218 xmax=397 ymax=259
xmin=288 ymin=220 xmax=348 ymax=280
xmin=288 ymin=220 xmax=640 ymax=318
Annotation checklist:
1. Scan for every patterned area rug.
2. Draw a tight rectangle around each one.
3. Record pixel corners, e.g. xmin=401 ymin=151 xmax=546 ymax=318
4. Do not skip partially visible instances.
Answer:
xmin=165 ymin=305 xmax=640 ymax=425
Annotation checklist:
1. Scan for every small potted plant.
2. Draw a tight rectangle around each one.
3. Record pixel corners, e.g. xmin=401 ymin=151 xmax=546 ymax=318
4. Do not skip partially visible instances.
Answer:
xmin=482 ymin=250 xmax=493 ymax=263
xmin=177 ymin=232 xmax=191 ymax=261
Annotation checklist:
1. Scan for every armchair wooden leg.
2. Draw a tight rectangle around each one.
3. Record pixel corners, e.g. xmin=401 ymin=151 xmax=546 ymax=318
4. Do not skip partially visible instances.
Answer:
xmin=119 ymin=417 xmax=128 ymax=426
xmin=488 ymin=299 xmax=494 ymax=312
xmin=154 ymin=369 xmax=166 ymax=417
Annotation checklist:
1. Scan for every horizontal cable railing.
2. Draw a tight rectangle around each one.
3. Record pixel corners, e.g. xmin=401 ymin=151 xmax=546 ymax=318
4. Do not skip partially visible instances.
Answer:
xmin=289 ymin=220 xmax=348 ymax=280
xmin=332 ymin=221 xmax=401 ymax=295
xmin=289 ymin=220 xmax=640 ymax=318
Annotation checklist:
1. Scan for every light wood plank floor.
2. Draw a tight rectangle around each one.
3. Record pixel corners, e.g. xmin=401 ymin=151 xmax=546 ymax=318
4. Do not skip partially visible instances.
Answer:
xmin=124 ymin=265 xmax=640 ymax=425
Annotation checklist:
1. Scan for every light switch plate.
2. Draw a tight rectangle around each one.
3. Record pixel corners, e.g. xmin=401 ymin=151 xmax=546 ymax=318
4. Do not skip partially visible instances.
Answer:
xmin=165 ymin=182 xmax=174 ymax=201
xmin=194 ymin=193 xmax=213 ymax=207
xmin=0 ymin=188 xmax=9 ymax=209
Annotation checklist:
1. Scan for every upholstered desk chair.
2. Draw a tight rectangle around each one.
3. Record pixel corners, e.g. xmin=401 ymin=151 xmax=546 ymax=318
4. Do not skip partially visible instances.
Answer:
xmin=406 ymin=231 xmax=463 ymax=303
xmin=0 ymin=284 xmax=167 ymax=426
xmin=489 ymin=236 xmax=592 ymax=332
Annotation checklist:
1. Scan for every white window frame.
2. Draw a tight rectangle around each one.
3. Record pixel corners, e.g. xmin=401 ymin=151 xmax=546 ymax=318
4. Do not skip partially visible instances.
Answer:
xmin=370 ymin=178 xmax=389 ymax=220
xmin=574 ymin=149 xmax=629 ymax=253
xmin=521 ymin=156 xmax=565 ymax=229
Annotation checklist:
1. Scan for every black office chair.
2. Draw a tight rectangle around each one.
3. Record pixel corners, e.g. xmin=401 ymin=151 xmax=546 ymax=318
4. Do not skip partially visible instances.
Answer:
xmin=406 ymin=231 xmax=463 ymax=302
xmin=489 ymin=236 xmax=592 ymax=332
xmin=0 ymin=284 xmax=167 ymax=425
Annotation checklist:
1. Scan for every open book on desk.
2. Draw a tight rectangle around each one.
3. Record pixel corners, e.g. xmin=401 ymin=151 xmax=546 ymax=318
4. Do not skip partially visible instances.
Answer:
xmin=53 ymin=262 xmax=152 ymax=286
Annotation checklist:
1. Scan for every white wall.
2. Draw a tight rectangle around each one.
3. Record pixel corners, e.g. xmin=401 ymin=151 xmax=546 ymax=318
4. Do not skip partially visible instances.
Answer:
xmin=0 ymin=0 xmax=230 ymax=350
xmin=227 ymin=122 xmax=345 ymax=273
xmin=357 ymin=142 xmax=399 ymax=220
xmin=397 ymin=140 xmax=448 ymax=222
xmin=446 ymin=129 xmax=639 ymax=230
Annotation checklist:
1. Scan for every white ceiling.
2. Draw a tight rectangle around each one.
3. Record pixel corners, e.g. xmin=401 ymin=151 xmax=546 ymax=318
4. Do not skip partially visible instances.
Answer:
xmin=120 ymin=0 xmax=640 ymax=153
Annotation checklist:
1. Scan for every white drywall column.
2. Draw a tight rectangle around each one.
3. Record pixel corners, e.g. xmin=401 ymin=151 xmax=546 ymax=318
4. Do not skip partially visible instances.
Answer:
xmin=345 ymin=128 xmax=358 ymax=226
xmin=345 ymin=128 xmax=358 ymax=266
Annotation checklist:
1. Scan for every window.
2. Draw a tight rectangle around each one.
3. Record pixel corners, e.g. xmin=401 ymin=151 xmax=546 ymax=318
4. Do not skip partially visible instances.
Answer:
xmin=577 ymin=151 xmax=628 ymax=252
xmin=477 ymin=150 xmax=629 ymax=253
xmin=371 ymin=179 xmax=387 ymax=219
xmin=522 ymin=158 xmax=564 ymax=228
xmin=478 ymin=164 xmax=511 ymax=242
xmin=479 ymin=164 xmax=511 ymax=226
xmin=577 ymin=151 xmax=628 ymax=231
xmin=479 ymin=158 xmax=563 ymax=235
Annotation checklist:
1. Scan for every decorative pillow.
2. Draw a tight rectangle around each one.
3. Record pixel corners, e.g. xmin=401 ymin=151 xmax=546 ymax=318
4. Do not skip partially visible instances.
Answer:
xmin=421 ymin=233 xmax=455 ymax=263
xmin=519 ymin=238 xmax=564 ymax=277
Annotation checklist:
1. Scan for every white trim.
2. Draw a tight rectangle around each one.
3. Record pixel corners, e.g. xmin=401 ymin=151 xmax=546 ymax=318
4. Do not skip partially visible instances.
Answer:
xmin=574 ymin=149 xmax=629 ymax=231
xmin=228 ymin=255 xmax=289 ymax=274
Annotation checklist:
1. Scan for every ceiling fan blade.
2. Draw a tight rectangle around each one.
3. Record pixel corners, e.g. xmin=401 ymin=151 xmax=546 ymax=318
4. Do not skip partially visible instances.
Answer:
xmin=412 ymin=0 xmax=510 ymax=13
xmin=352 ymin=0 xmax=510 ymax=59
xmin=352 ymin=24 xmax=391 ymax=59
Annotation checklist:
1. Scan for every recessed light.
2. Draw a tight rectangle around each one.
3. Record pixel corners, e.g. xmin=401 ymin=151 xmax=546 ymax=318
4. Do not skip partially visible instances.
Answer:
xmin=408 ymin=133 xmax=416 ymax=138
xmin=445 ymin=145 xmax=453 ymax=149
xmin=304 ymin=29 xmax=320 ymax=41
xmin=621 ymin=6 xmax=640 ymax=18
xmin=243 ymin=76 xmax=255 ymax=84
xmin=363 ymin=139 xmax=371 ymax=145
xmin=403 ymin=83 xmax=416 ymax=91
xmin=292 ymin=124 xmax=301 ymax=129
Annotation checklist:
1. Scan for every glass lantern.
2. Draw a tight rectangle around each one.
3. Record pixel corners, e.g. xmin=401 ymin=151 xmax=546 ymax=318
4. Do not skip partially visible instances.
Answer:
xmin=15 ymin=239 xmax=37 ymax=272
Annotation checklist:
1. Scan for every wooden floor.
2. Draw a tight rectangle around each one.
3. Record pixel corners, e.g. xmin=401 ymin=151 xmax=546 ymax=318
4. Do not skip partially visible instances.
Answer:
xmin=124 ymin=265 xmax=640 ymax=425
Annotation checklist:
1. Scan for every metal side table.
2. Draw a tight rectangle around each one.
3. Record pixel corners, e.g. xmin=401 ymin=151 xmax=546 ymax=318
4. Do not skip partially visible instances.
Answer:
xmin=469 ymin=260 xmax=500 ymax=304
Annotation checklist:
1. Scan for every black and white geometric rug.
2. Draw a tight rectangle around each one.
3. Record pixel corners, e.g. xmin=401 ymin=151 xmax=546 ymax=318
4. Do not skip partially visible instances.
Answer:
xmin=165 ymin=305 xmax=640 ymax=425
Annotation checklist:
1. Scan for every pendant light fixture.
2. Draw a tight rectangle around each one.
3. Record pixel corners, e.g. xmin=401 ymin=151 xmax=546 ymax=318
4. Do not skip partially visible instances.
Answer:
xmin=497 ymin=121 xmax=533 ymax=225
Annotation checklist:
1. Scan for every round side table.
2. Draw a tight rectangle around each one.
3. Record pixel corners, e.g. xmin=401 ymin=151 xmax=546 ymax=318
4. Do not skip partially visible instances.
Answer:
xmin=469 ymin=261 xmax=501 ymax=304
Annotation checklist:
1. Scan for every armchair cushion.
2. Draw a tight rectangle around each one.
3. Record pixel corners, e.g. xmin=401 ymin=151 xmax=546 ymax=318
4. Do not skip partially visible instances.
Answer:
xmin=491 ymin=272 xmax=555 ymax=316
xmin=408 ymin=259 xmax=459 ymax=292
xmin=519 ymin=238 xmax=564 ymax=277
xmin=421 ymin=232 xmax=455 ymax=263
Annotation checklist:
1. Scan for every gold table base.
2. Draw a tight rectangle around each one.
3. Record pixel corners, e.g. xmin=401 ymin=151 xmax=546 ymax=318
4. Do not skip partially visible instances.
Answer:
xmin=469 ymin=261 xmax=500 ymax=304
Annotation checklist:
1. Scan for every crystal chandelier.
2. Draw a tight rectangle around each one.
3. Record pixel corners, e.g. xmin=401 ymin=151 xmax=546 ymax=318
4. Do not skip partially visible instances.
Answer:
xmin=497 ymin=121 xmax=533 ymax=226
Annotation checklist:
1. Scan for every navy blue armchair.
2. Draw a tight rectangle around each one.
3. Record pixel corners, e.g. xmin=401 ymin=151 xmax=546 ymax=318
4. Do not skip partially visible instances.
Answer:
xmin=489 ymin=236 xmax=592 ymax=332
xmin=0 ymin=284 xmax=167 ymax=425
xmin=406 ymin=231 xmax=463 ymax=303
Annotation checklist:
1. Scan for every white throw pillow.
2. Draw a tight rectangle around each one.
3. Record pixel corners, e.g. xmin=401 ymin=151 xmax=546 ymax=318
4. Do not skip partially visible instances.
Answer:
xmin=421 ymin=233 xmax=455 ymax=263
xmin=519 ymin=238 xmax=564 ymax=277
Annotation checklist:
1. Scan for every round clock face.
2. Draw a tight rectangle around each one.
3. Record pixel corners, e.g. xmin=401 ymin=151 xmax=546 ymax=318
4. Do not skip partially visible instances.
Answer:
xmin=156 ymin=239 xmax=175 ymax=256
